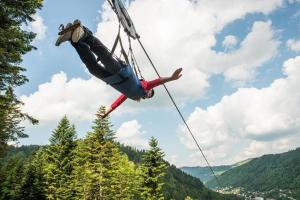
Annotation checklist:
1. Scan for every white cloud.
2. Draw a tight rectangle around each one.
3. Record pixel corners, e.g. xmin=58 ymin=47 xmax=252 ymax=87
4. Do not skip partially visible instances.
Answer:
xmin=165 ymin=154 xmax=178 ymax=166
xmin=179 ymin=56 xmax=300 ymax=165
xmin=293 ymin=9 xmax=300 ymax=18
xmin=232 ymin=132 xmax=300 ymax=162
xmin=287 ymin=39 xmax=300 ymax=52
xmin=28 ymin=13 xmax=47 ymax=40
xmin=187 ymin=134 xmax=300 ymax=166
xmin=21 ymin=72 xmax=116 ymax=123
xmin=209 ymin=21 xmax=279 ymax=82
xmin=116 ymin=120 xmax=149 ymax=149
xmin=288 ymin=0 xmax=300 ymax=4
xmin=222 ymin=35 xmax=238 ymax=50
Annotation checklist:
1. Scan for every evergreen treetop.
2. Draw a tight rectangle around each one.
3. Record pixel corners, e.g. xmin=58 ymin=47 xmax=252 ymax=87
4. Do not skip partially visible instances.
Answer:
xmin=49 ymin=116 xmax=77 ymax=145
xmin=141 ymin=137 xmax=167 ymax=200
xmin=91 ymin=106 xmax=115 ymax=141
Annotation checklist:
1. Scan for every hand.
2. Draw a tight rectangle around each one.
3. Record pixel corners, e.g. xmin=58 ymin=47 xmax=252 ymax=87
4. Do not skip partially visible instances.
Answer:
xmin=97 ymin=108 xmax=108 ymax=118
xmin=171 ymin=68 xmax=183 ymax=80
xmin=97 ymin=106 xmax=113 ymax=118
xmin=97 ymin=113 xmax=107 ymax=119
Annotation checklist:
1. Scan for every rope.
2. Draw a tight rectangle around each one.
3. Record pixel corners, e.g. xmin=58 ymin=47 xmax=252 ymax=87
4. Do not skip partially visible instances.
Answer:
xmin=137 ymin=38 xmax=222 ymax=188
xmin=130 ymin=50 xmax=139 ymax=78
xmin=118 ymin=34 xmax=130 ymax=64
xmin=110 ymin=24 xmax=121 ymax=56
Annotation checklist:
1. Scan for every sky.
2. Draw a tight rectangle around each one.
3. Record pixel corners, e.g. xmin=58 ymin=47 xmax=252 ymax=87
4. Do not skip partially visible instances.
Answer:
xmin=17 ymin=0 xmax=300 ymax=167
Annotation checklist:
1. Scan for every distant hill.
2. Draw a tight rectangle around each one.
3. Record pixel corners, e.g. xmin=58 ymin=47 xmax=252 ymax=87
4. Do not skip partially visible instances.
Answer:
xmin=0 ymin=145 xmax=40 ymax=163
xmin=180 ymin=165 xmax=232 ymax=183
xmin=180 ymin=159 xmax=253 ymax=183
xmin=207 ymin=148 xmax=300 ymax=199
xmin=231 ymin=158 xmax=252 ymax=168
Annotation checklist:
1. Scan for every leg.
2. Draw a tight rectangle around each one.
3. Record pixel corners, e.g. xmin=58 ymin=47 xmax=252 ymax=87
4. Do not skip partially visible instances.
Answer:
xmin=81 ymin=27 xmax=124 ymax=74
xmin=71 ymin=40 xmax=112 ymax=80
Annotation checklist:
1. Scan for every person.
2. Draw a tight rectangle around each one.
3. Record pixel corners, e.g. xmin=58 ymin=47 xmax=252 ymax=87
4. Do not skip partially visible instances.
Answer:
xmin=56 ymin=20 xmax=182 ymax=117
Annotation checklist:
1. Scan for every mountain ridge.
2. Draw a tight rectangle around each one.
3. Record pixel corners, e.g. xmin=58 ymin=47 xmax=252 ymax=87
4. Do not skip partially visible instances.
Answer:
xmin=180 ymin=158 xmax=253 ymax=183
xmin=206 ymin=147 xmax=300 ymax=199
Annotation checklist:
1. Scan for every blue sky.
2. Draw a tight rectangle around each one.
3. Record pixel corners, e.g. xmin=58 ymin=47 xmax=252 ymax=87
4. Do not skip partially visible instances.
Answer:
xmin=18 ymin=0 xmax=300 ymax=167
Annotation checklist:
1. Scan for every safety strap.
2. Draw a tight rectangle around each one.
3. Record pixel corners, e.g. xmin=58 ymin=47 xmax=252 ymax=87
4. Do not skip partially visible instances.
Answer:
xmin=110 ymin=24 xmax=121 ymax=56
xmin=118 ymin=34 xmax=130 ymax=64
xmin=110 ymin=23 xmax=130 ymax=65
xmin=128 ymin=37 xmax=144 ymax=79
xmin=128 ymin=38 xmax=138 ymax=78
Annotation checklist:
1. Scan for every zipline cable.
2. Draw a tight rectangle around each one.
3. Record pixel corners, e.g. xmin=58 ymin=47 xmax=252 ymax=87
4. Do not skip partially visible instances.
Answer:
xmin=137 ymin=38 xmax=222 ymax=188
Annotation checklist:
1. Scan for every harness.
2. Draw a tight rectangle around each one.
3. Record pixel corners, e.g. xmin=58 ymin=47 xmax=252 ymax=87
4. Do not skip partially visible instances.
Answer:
xmin=103 ymin=64 xmax=146 ymax=100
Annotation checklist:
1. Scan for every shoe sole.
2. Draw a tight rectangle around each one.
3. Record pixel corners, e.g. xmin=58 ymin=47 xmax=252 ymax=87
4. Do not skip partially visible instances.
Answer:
xmin=72 ymin=26 xmax=85 ymax=43
xmin=58 ymin=22 xmax=81 ymax=35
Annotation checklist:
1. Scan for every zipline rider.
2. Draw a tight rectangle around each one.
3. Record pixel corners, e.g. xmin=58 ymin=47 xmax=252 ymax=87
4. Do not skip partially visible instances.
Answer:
xmin=56 ymin=20 xmax=183 ymax=117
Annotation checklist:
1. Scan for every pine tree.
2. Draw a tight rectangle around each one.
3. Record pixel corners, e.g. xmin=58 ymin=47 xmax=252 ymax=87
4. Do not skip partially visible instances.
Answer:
xmin=70 ymin=139 xmax=90 ymax=200
xmin=71 ymin=106 xmax=117 ymax=199
xmin=0 ymin=0 xmax=42 ymax=154
xmin=0 ymin=152 xmax=26 ymax=200
xmin=141 ymin=137 xmax=167 ymax=200
xmin=71 ymin=106 xmax=142 ymax=199
xmin=43 ymin=116 xmax=77 ymax=200
xmin=113 ymin=153 xmax=143 ymax=200
xmin=18 ymin=150 xmax=46 ymax=200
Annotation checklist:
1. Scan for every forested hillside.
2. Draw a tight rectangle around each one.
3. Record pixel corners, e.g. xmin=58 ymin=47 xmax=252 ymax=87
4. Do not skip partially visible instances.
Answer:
xmin=207 ymin=148 xmax=300 ymax=199
xmin=0 ymin=110 xmax=240 ymax=200
xmin=0 ymin=144 xmax=239 ymax=200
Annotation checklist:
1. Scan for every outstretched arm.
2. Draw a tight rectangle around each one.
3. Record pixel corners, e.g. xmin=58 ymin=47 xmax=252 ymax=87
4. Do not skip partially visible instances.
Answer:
xmin=100 ymin=94 xmax=127 ymax=118
xmin=160 ymin=67 xmax=183 ymax=84
xmin=146 ymin=68 xmax=183 ymax=90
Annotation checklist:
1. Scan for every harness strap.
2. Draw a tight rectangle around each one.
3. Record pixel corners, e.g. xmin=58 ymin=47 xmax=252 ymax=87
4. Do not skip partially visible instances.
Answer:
xmin=118 ymin=34 xmax=130 ymax=64
xmin=110 ymin=15 xmax=130 ymax=65
xmin=110 ymin=24 xmax=121 ymax=56
xmin=128 ymin=37 xmax=144 ymax=79
xmin=128 ymin=38 xmax=138 ymax=78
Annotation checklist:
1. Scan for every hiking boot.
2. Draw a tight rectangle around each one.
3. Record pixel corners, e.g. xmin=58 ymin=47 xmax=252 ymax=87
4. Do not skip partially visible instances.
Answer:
xmin=55 ymin=23 xmax=72 ymax=46
xmin=72 ymin=25 xmax=85 ymax=43
xmin=73 ymin=19 xmax=81 ymax=25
